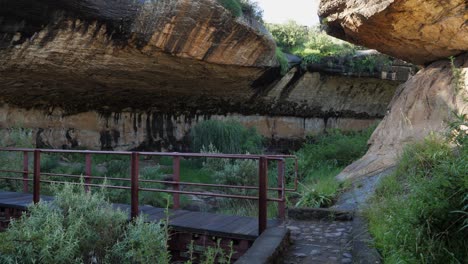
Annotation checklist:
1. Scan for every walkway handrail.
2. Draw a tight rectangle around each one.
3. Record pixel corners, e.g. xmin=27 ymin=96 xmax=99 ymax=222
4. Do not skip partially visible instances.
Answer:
xmin=0 ymin=148 xmax=298 ymax=235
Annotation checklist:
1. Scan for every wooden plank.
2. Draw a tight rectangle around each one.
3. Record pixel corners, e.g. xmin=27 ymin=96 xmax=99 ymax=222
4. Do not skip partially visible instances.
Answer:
xmin=232 ymin=218 xmax=258 ymax=235
xmin=0 ymin=191 xmax=28 ymax=200
xmin=0 ymin=191 xmax=274 ymax=240
xmin=0 ymin=196 xmax=35 ymax=208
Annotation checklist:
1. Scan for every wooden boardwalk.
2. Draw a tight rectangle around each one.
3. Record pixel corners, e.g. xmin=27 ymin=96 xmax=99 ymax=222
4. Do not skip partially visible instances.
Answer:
xmin=0 ymin=191 xmax=279 ymax=240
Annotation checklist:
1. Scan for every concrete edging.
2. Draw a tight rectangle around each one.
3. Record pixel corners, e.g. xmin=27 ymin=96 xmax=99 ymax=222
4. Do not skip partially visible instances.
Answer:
xmin=235 ymin=227 xmax=290 ymax=264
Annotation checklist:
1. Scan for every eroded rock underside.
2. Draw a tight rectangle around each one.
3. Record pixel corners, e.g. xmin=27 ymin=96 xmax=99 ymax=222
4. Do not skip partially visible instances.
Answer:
xmin=321 ymin=0 xmax=468 ymax=180
xmin=0 ymin=0 xmax=277 ymax=113
xmin=0 ymin=0 xmax=405 ymax=151
xmin=319 ymin=0 xmax=468 ymax=65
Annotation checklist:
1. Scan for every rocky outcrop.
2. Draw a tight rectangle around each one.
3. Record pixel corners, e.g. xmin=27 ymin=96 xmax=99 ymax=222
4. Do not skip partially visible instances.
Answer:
xmin=336 ymin=53 xmax=468 ymax=180
xmin=0 ymin=70 xmax=399 ymax=151
xmin=319 ymin=0 xmax=468 ymax=65
xmin=320 ymin=0 xmax=468 ymax=180
xmin=0 ymin=0 xmax=276 ymax=113
xmin=0 ymin=0 xmax=409 ymax=152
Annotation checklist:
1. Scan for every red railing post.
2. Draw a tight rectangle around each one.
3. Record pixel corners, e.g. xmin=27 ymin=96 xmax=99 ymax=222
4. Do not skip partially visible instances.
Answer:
xmin=23 ymin=151 xmax=29 ymax=193
xmin=85 ymin=153 xmax=92 ymax=192
xmin=277 ymin=159 xmax=286 ymax=220
xmin=130 ymin=152 xmax=139 ymax=219
xmin=173 ymin=156 xmax=180 ymax=209
xmin=258 ymin=157 xmax=268 ymax=235
xmin=33 ymin=150 xmax=41 ymax=204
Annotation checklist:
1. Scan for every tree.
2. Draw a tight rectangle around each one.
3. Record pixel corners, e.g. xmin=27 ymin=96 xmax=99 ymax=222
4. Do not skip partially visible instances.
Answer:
xmin=266 ymin=20 xmax=309 ymax=53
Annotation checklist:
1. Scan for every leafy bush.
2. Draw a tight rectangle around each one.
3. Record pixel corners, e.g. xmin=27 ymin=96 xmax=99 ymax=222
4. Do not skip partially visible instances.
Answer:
xmin=365 ymin=132 xmax=467 ymax=263
xmin=217 ymin=0 xmax=263 ymax=20
xmin=297 ymin=128 xmax=374 ymax=177
xmin=0 ymin=184 xmax=170 ymax=264
xmin=217 ymin=0 xmax=242 ymax=17
xmin=276 ymin=47 xmax=290 ymax=75
xmin=266 ymin=21 xmax=309 ymax=53
xmin=190 ymin=120 xmax=263 ymax=154
xmin=201 ymin=144 xmax=258 ymax=190
xmin=108 ymin=217 xmax=170 ymax=264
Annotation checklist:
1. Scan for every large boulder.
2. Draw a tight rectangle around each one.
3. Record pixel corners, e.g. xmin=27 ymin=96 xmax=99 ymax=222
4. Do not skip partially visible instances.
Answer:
xmin=0 ymin=0 xmax=276 ymax=112
xmin=319 ymin=0 xmax=468 ymax=65
xmin=337 ymin=53 xmax=468 ymax=180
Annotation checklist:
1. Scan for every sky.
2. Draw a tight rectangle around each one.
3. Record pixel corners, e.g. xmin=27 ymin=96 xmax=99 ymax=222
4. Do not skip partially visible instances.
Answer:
xmin=255 ymin=0 xmax=320 ymax=26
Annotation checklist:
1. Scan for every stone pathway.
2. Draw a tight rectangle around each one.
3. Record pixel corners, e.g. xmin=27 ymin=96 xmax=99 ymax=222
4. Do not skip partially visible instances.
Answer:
xmin=282 ymin=219 xmax=353 ymax=264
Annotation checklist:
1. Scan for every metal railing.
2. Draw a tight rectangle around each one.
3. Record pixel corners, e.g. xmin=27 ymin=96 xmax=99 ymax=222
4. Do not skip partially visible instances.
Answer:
xmin=0 ymin=148 xmax=298 ymax=234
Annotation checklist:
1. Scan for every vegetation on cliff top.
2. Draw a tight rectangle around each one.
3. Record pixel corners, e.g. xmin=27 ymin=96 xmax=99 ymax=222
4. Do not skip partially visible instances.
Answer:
xmin=266 ymin=21 xmax=393 ymax=74
xmin=217 ymin=0 xmax=263 ymax=21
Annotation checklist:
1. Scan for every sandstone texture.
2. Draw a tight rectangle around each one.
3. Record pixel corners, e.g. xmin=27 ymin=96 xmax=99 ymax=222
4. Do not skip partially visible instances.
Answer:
xmin=336 ymin=53 xmax=468 ymax=180
xmin=0 ymin=70 xmax=395 ymax=151
xmin=0 ymin=0 xmax=276 ymax=112
xmin=319 ymin=0 xmax=468 ymax=65
xmin=0 ymin=0 xmax=408 ymax=152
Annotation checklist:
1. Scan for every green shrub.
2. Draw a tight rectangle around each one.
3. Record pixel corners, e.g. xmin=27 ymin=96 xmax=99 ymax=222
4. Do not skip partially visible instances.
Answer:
xmin=365 ymin=133 xmax=467 ymax=263
xmin=217 ymin=0 xmax=263 ymax=20
xmin=296 ymin=128 xmax=374 ymax=177
xmin=276 ymin=47 xmax=290 ymax=75
xmin=217 ymin=0 xmax=242 ymax=17
xmin=0 ymin=184 xmax=170 ymax=264
xmin=294 ymin=127 xmax=375 ymax=207
xmin=108 ymin=217 xmax=170 ymax=264
xmin=190 ymin=120 xmax=263 ymax=154
xmin=266 ymin=21 xmax=309 ymax=52
xmin=202 ymin=144 xmax=258 ymax=191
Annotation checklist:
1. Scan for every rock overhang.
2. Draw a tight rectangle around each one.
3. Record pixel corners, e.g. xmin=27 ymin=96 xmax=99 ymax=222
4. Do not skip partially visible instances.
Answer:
xmin=0 ymin=0 xmax=277 ymax=111
xmin=319 ymin=0 xmax=468 ymax=65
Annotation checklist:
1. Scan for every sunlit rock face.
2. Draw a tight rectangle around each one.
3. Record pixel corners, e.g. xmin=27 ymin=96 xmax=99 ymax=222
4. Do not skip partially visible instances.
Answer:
xmin=319 ymin=0 xmax=468 ymax=65
xmin=0 ymin=70 xmax=399 ymax=151
xmin=0 ymin=0 xmax=405 ymax=151
xmin=0 ymin=0 xmax=276 ymax=112
xmin=336 ymin=53 xmax=468 ymax=180
xmin=320 ymin=0 xmax=468 ymax=180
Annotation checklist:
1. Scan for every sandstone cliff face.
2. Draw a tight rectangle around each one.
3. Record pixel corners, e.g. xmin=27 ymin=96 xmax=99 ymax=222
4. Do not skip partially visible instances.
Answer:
xmin=319 ymin=0 xmax=468 ymax=65
xmin=0 ymin=0 xmax=407 ymax=152
xmin=336 ymin=53 xmax=468 ymax=180
xmin=0 ymin=70 xmax=398 ymax=151
xmin=0 ymin=0 xmax=276 ymax=112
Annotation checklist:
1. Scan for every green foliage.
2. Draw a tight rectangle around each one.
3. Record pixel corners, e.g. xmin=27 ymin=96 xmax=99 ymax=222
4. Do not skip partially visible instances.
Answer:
xmin=297 ymin=128 xmax=374 ymax=176
xmin=266 ymin=21 xmax=393 ymax=74
xmin=276 ymin=47 xmax=290 ymax=75
xmin=266 ymin=21 xmax=309 ymax=52
xmin=184 ymin=240 xmax=234 ymax=264
xmin=0 ymin=184 xmax=170 ymax=264
xmin=238 ymin=0 xmax=263 ymax=21
xmin=365 ymin=132 xmax=468 ymax=263
xmin=217 ymin=0 xmax=242 ymax=17
xmin=0 ymin=128 xmax=34 ymax=191
xmin=190 ymin=120 xmax=263 ymax=154
xmin=300 ymin=29 xmax=356 ymax=57
xmin=108 ymin=217 xmax=170 ymax=264
xmin=217 ymin=0 xmax=263 ymax=20
xmin=348 ymin=55 xmax=393 ymax=74
xmin=203 ymin=146 xmax=258 ymax=189
xmin=294 ymin=127 xmax=375 ymax=207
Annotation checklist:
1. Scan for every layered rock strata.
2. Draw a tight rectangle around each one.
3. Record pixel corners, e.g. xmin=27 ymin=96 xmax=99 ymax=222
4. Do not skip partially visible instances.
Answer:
xmin=320 ymin=0 xmax=468 ymax=179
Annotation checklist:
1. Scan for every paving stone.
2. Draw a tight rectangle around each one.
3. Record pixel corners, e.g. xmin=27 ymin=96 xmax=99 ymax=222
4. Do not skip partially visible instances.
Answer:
xmin=282 ymin=219 xmax=353 ymax=264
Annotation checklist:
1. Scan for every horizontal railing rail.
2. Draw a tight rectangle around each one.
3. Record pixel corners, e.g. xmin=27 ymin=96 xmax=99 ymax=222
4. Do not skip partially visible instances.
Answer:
xmin=0 ymin=148 xmax=298 ymax=234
